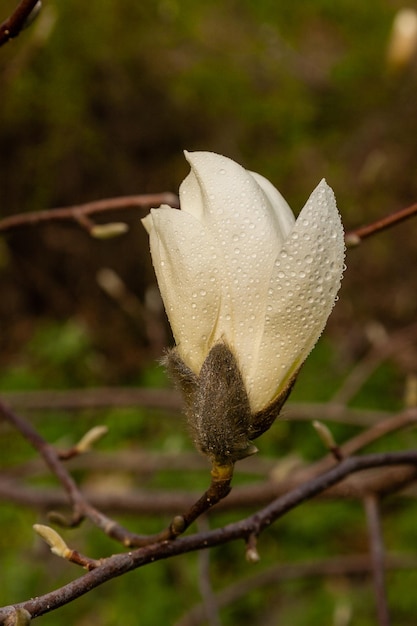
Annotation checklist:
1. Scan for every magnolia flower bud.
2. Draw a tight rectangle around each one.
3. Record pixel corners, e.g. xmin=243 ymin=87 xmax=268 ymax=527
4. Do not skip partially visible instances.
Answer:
xmin=386 ymin=8 xmax=417 ymax=70
xmin=142 ymin=152 xmax=344 ymax=464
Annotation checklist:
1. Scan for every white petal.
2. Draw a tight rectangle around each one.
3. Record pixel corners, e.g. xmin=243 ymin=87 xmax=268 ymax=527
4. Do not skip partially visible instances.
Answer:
xmin=250 ymin=171 xmax=295 ymax=239
xmin=247 ymin=179 xmax=345 ymax=412
xmin=145 ymin=207 xmax=222 ymax=374
xmin=181 ymin=152 xmax=296 ymax=376
xmin=182 ymin=152 xmax=293 ymax=251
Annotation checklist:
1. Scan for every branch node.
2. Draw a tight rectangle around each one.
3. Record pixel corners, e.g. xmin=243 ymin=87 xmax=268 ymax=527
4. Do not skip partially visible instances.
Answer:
xmin=47 ymin=510 xmax=84 ymax=528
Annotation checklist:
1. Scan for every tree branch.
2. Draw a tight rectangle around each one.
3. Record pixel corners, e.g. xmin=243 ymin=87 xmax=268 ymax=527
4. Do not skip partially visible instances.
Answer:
xmin=175 ymin=553 xmax=417 ymax=626
xmin=1 ymin=450 xmax=417 ymax=622
xmin=365 ymin=494 xmax=390 ymax=626
xmin=0 ymin=193 xmax=179 ymax=233
xmin=0 ymin=0 xmax=40 ymax=47
xmin=345 ymin=201 xmax=417 ymax=246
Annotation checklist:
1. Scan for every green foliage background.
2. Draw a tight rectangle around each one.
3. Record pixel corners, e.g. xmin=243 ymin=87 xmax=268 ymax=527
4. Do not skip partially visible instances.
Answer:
xmin=1 ymin=0 xmax=417 ymax=624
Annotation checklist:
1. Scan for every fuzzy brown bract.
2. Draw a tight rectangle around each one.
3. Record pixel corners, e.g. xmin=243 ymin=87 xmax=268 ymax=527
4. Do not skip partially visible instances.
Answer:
xmin=165 ymin=342 xmax=297 ymax=465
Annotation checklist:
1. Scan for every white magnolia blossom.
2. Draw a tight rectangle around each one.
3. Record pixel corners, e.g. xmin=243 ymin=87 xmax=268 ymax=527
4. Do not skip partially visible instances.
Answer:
xmin=143 ymin=151 xmax=345 ymax=414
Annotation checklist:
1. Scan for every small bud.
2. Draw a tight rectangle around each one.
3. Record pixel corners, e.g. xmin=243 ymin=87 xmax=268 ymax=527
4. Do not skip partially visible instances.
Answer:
xmin=405 ymin=374 xmax=417 ymax=408
xmin=4 ymin=608 xmax=31 ymax=626
xmin=170 ymin=516 xmax=186 ymax=535
xmin=96 ymin=268 xmax=126 ymax=299
xmin=387 ymin=9 xmax=417 ymax=70
xmin=345 ymin=233 xmax=361 ymax=248
xmin=313 ymin=420 xmax=343 ymax=461
xmin=246 ymin=546 xmax=260 ymax=563
xmin=33 ymin=524 xmax=71 ymax=558
xmin=75 ymin=425 xmax=108 ymax=453
xmin=245 ymin=534 xmax=260 ymax=563
xmin=313 ymin=420 xmax=336 ymax=449
xmin=90 ymin=222 xmax=129 ymax=239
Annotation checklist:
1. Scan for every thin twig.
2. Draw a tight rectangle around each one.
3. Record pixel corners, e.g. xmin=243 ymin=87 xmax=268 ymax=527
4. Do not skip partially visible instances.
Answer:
xmin=2 ymin=449 xmax=273 ymax=481
xmin=0 ymin=387 xmax=394 ymax=426
xmin=0 ymin=0 xmax=39 ymax=46
xmin=175 ymin=553 xmax=417 ymax=626
xmin=364 ymin=495 xmax=390 ymax=626
xmin=1 ymin=410 xmax=417 ymax=517
xmin=0 ymin=399 xmax=162 ymax=547
xmin=0 ymin=386 xmax=183 ymax=412
xmin=0 ymin=398 xmax=235 ymax=547
xmin=197 ymin=517 xmax=222 ymax=626
xmin=345 ymin=201 xmax=417 ymax=246
xmin=331 ymin=321 xmax=417 ymax=405
xmin=0 ymin=193 xmax=179 ymax=232
xmin=0 ymin=461 xmax=416 ymax=516
xmin=295 ymin=407 xmax=417 ymax=482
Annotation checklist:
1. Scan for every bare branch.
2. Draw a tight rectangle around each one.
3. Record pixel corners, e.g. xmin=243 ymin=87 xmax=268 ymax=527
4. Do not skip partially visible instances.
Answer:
xmin=0 ymin=0 xmax=40 ymax=47
xmin=1 ymin=409 xmax=416 ymax=518
xmin=364 ymin=495 xmax=390 ymax=626
xmin=0 ymin=193 xmax=179 ymax=233
xmin=345 ymin=201 xmax=417 ymax=246
xmin=0 ymin=387 xmax=395 ymax=427
xmin=0 ymin=386 xmax=183 ymax=412
xmin=175 ymin=553 xmax=417 ymax=626
xmin=331 ymin=321 xmax=417 ymax=405
xmin=1 ymin=450 xmax=417 ymax=622
xmin=196 ymin=517 xmax=221 ymax=626
xmin=0 ymin=398 xmax=163 ymax=547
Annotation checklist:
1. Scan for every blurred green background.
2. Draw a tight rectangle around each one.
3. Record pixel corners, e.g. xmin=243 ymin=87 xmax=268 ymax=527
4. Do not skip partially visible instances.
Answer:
xmin=1 ymin=0 xmax=417 ymax=624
